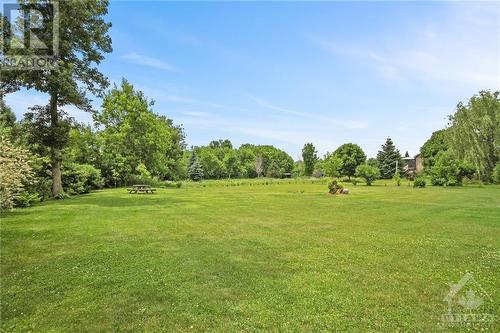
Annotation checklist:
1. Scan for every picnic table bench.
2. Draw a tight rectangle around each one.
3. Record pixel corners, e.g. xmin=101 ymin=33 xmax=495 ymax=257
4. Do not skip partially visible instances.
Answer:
xmin=127 ymin=184 xmax=156 ymax=194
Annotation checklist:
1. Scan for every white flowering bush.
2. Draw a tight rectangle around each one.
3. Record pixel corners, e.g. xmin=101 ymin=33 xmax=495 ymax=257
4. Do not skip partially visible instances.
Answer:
xmin=0 ymin=137 xmax=34 ymax=210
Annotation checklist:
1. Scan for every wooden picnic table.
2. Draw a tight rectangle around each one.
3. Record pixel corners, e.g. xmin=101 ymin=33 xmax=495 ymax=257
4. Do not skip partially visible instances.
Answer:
xmin=127 ymin=184 xmax=156 ymax=194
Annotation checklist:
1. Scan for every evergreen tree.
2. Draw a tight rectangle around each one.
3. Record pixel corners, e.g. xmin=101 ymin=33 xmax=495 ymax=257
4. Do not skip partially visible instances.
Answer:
xmin=188 ymin=152 xmax=204 ymax=181
xmin=376 ymin=138 xmax=403 ymax=179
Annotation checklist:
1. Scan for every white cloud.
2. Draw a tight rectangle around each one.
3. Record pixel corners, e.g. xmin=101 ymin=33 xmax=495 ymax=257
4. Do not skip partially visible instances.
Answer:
xmin=121 ymin=52 xmax=179 ymax=72
xmin=315 ymin=2 xmax=500 ymax=89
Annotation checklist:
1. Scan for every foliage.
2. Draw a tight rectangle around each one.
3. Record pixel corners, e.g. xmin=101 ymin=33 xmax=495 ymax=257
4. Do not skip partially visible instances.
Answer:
xmin=430 ymin=150 xmax=474 ymax=186
xmin=393 ymin=170 xmax=402 ymax=186
xmin=135 ymin=163 xmax=152 ymax=179
xmin=447 ymin=90 xmax=500 ymax=182
xmin=223 ymin=150 xmax=240 ymax=179
xmin=327 ymin=179 xmax=344 ymax=194
xmin=413 ymin=178 xmax=426 ymax=188
xmin=332 ymin=143 xmax=366 ymax=179
xmin=376 ymin=137 xmax=403 ymax=179
xmin=13 ymin=191 xmax=41 ymax=208
xmin=188 ymin=152 xmax=204 ymax=182
xmin=355 ymin=164 xmax=380 ymax=186
xmin=366 ymin=158 xmax=379 ymax=168
xmin=62 ymin=163 xmax=104 ymax=195
xmin=302 ymin=143 xmax=318 ymax=176
xmin=494 ymin=163 xmax=500 ymax=184
xmin=266 ymin=161 xmax=282 ymax=178
xmin=420 ymin=129 xmax=448 ymax=170
xmin=0 ymin=137 xmax=34 ymax=210
xmin=63 ymin=123 xmax=101 ymax=166
xmin=322 ymin=154 xmax=342 ymax=177
xmin=1 ymin=0 xmax=113 ymax=196
xmin=96 ymin=80 xmax=185 ymax=183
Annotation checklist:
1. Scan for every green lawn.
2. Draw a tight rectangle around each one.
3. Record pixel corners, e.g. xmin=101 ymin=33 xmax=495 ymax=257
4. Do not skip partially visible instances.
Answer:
xmin=1 ymin=182 xmax=499 ymax=332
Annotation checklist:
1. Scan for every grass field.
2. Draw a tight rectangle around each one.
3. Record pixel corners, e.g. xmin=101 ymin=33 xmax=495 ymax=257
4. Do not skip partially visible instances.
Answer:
xmin=1 ymin=181 xmax=499 ymax=332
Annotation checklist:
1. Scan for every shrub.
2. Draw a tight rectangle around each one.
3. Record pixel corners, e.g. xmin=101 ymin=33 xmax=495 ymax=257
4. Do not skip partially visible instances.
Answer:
xmin=0 ymin=137 xmax=34 ymax=210
xmin=13 ymin=191 xmax=41 ymax=208
xmin=393 ymin=171 xmax=402 ymax=186
xmin=430 ymin=150 xmax=474 ymax=186
xmin=328 ymin=179 xmax=344 ymax=194
xmin=355 ymin=164 xmax=380 ymax=186
xmin=413 ymin=178 xmax=426 ymax=188
xmin=62 ymin=163 xmax=104 ymax=195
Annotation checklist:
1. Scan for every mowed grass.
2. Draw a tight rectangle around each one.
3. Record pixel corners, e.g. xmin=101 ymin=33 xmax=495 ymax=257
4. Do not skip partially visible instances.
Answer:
xmin=1 ymin=182 xmax=499 ymax=332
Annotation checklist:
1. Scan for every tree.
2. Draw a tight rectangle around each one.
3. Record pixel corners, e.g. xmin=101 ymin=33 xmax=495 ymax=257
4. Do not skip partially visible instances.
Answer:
xmin=188 ymin=152 xmax=204 ymax=181
xmin=266 ymin=161 xmax=281 ymax=178
xmin=322 ymin=153 xmax=342 ymax=177
xmin=302 ymin=143 xmax=318 ymax=176
xmin=355 ymin=164 xmax=380 ymax=186
xmin=197 ymin=149 xmax=225 ymax=179
xmin=237 ymin=147 xmax=257 ymax=178
xmin=333 ymin=143 xmax=366 ymax=179
xmin=420 ymin=129 xmax=449 ymax=170
xmin=96 ymin=80 xmax=185 ymax=183
xmin=255 ymin=155 xmax=264 ymax=177
xmin=223 ymin=150 xmax=240 ymax=179
xmin=2 ymin=0 xmax=112 ymax=196
xmin=0 ymin=137 xmax=34 ymax=210
xmin=367 ymin=158 xmax=379 ymax=168
xmin=447 ymin=91 xmax=500 ymax=182
xmin=63 ymin=123 xmax=101 ymax=166
xmin=376 ymin=138 xmax=403 ymax=179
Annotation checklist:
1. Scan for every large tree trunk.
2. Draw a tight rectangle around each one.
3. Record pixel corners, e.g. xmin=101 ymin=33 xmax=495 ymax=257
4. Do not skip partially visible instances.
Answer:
xmin=49 ymin=92 xmax=64 ymax=196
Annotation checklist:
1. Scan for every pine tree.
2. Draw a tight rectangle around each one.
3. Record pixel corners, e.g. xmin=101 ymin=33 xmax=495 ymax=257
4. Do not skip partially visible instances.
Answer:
xmin=188 ymin=152 xmax=204 ymax=181
xmin=376 ymin=138 xmax=403 ymax=179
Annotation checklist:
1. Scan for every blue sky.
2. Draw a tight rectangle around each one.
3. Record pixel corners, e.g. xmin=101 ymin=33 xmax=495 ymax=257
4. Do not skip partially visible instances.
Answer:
xmin=6 ymin=1 xmax=500 ymax=159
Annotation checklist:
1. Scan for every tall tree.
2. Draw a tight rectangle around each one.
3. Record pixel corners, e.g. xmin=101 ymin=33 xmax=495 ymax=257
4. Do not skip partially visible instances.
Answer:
xmin=376 ymin=138 xmax=403 ymax=179
xmin=302 ymin=143 xmax=318 ymax=176
xmin=447 ymin=91 xmax=500 ymax=182
xmin=332 ymin=143 xmax=366 ymax=179
xmin=1 ymin=0 xmax=112 ymax=195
